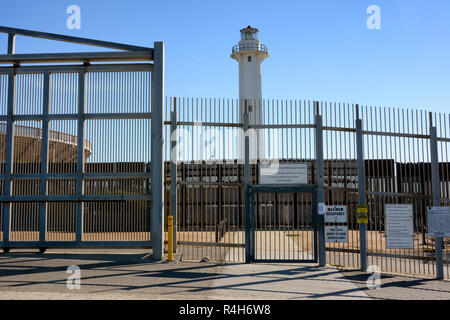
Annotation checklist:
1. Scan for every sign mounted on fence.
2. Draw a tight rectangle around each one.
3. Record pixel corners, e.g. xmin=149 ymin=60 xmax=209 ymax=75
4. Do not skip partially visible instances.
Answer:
xmin=259 ymin=163 xmax=308 ymax=185
xmin=326 ymin=226 xmax=348 ymax=243
xmin=357 ymin=215 xmax=368 ymax=224
xmin=357 ymin=204 xmax=368 ymax=214
xmin=427 ymin=207 xmax=450 ymax=237
xmin=385 ymin=204 xmax=414 ymax=249
xmin=325 ymin=206 xmax=347 ymax=223
xmin=318 ymin=202 xmax=326 ymax=216
xmin=357 ymin=204 xmax=369 ymax=224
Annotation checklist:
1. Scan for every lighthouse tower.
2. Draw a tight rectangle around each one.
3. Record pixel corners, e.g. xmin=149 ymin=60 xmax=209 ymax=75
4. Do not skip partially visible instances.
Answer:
xmin=231 ymin=26 xmax=269 ymax=126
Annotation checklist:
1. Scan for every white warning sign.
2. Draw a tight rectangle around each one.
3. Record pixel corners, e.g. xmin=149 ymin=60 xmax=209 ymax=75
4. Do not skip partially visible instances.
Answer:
xmin=325 ymin=206 xmax=347 ymax=223
xmin=259 ymin=163 xmax=308 ymax=185
xmin=427 ymin=206 xmax=450 ymax=237
xmin=326 ymin=226 xmax=348 ymax=243
xmin=385 ymin=204 xmax=414 ymax=249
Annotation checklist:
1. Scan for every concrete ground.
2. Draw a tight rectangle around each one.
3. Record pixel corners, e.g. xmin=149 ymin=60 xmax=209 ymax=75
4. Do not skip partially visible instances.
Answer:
xmin=0 ymin=249 xmax=449 ymax=300
xmin=340 ymin=269 xmax=450 ymax=300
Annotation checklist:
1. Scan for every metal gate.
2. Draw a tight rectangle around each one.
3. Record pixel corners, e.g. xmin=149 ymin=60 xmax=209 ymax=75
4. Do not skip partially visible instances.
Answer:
xmin=249 ymin=186 xmax=318 ymax=263
xmin=0 ymin=27 xmax=166 ymax=259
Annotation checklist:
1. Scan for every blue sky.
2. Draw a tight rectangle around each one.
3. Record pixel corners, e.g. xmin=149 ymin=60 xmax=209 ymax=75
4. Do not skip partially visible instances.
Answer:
xmin=1 ymin=0 xmax=450 ymax=113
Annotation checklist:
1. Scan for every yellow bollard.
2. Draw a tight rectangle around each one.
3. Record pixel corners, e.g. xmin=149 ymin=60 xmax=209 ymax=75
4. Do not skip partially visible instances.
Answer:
xmin=168 ymin=215 xmax=173 ymax=261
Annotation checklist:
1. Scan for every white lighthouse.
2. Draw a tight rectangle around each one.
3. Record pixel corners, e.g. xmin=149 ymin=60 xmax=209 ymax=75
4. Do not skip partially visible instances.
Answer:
xmin=231 ymin=26 xmax=269 ymax=126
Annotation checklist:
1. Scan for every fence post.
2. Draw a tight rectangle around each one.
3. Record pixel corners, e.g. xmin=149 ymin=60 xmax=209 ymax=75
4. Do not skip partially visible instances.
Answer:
xmin=314 ymin=101 xmax=326 ymax=267
xmin=39 ymin=72 xmax=50 ymax=248
xmin=3 ymin=39 xmax=15 ymax=252
xmin=7 ymin=33 xmax=15 ymax=55
xmin=170 ymin=103 xmax=177 ymax=253
xmin=243 ymin=111 xmax=251 ymax=263
xmin=2 ymin=69 xmax=15 ymax=252
xmin=151 ymin=41 xmax=165 ymax=260
xmin=75 ymin=70 xmax=86 ymax=244
xmin=356 ymin=105 xmax=367 ymax=271
xmin=430 ymin=124 xmax=444 ymax=280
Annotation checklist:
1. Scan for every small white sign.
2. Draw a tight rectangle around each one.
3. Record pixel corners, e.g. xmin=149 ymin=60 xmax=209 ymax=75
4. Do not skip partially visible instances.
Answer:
xmin=318 ymin=202 xmax=326 ymax=215
xmin=326 ymin=226 xmax=348 ymax=243
xmin=427 ymin=207 xmax=450 ymax=237
xmin=385 ymin=204 xmax=414 ymax=249
xmin=325 ymin=206 xmax=347 ymax=223
xmin=259 ymin=163 xmax=308 ymax=185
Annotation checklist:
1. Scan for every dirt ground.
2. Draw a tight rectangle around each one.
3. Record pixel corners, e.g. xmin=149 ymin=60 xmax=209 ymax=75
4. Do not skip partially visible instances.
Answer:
xmin=2 ymin=230 xmax=448 ymax=255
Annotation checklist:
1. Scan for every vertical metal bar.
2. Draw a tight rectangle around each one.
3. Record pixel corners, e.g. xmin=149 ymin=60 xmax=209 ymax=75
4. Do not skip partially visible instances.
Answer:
xmin=250 ymin=190 xmax=256 ymax=261
xmin=315 ymin=101 xmax=326 ymax=267
xmin=170 ymin=107 xmax=177 ymax=252
xmin=356 ymin=105 xmax=367 ymax=271
xmin=39 ymin=72 xmax=50 ymax=245
xmin=76 ymin=71 xmax=85 ymax=244
xmin=7 ymin=33 xmax=15 ymax=55
xmin=445 ymin=114 xmax=450 ymax=279
xmin=199 ymin=98 xmax=203 ymax=259
xmin=188 ymin=98 xmax=193 ymax=260
xmin=2 ymin=70 xmax=15 ymax=250
xmin=243 ymin=112 xmax=251 ymax=263
xmin=430 ymin=125 xmax=444 ymax=280
xmin=313 ymin=188 xmax=318 ymax=263
xmin=216 ymin=164 xmax=223 ymax=243
xmin=151 ymin=42 xmax=165 ymax=260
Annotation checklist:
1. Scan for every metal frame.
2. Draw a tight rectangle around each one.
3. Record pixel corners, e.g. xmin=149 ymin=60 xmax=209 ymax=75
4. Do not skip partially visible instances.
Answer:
xmin=170 ymin=109 xmax=177 ymax=252
xmin=0 ymin=27 xmax=164 ymax=257
xmin=0 ymin=26 xmax=153 ymax=52
xmin=0 ymin=64 xmax=153 ymax=74
xmin=248 ymin=185 xmax=318 ymax=263
xmin=315 ymin=103 xmax=326 ymax=267
xmin=430 ymin=126 xmax=444 ymax=279
xmin=355 ymin=106 xmax=367 ymax=271
xmin=244 ymin=113 xmax=251 ymax=262
xmin=0 ymin=51 xmax=153 ymax=64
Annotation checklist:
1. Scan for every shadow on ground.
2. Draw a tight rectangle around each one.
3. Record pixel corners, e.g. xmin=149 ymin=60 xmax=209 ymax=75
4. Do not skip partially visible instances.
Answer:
xmin=340 ymin=269 xmax=450 ymax=300
xmin=2 ymin=251 xmax=448 ymax=299
xmin=0 ymin=250 xmax=372 ymax=299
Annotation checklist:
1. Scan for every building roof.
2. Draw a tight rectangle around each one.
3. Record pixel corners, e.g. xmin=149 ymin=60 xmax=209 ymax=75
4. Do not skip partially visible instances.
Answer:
xmin=240 ymin=26 xmax=259 ymax=33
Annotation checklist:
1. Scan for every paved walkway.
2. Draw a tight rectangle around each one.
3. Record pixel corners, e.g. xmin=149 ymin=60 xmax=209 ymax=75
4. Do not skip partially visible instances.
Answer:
xmin=0 ymin=249 xmax=448 ymax=300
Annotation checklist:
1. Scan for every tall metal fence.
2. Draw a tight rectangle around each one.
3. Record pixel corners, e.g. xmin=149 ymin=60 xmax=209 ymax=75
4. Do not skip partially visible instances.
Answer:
xmin=164 ymin=97 xmax=449 ymax=279
xmin=0 ymin=26 xmax=166 ymax=260
xmin=0 ymin=25 xmax=448 ymax=280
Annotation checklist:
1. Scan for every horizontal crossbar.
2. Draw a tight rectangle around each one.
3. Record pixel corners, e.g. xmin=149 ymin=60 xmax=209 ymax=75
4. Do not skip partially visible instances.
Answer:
xmin=250 ymin=185 xmax=317 ymax=194
xmin=6 ymin=172 xmax=152 ymax=179
xmin=173 ymin=241 xmax=245 ymax=248
xmin=0 ymin=112 xmax=152 ymax=121
xmin=0 ymin=26 xmax=153 ymax=52
xmin=0 ymin=63 xmax=153 ymax=73
xmin=0 ymin=195 xmax=152 ymax=202
xmin=1 ymin=241 xmax=152 ymax=248
xmin=0 ymin=51 xmax=153 ymax=64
